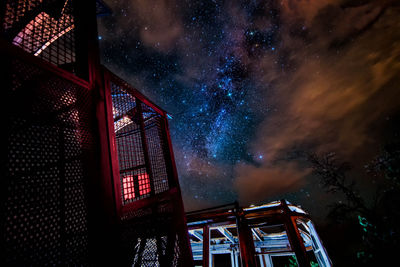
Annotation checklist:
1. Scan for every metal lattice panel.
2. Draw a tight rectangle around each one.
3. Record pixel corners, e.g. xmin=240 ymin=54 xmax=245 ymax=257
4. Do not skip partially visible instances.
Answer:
xmin=109 ymin=75 xmax=171 ymax=204
xmin=111 ymin=81 xmax=150 ymax=203
xmin=143 ymin=104 xmax=170 ymax=195
xmin=3 ymin=0 xmax=43 ymax=31
xmin=3 ymin=53 xmax=93 ymax=266
xmin=2 ymin=0 xmax=77 ymax=71
xmin=2 ymin=1 xmax=192 ymax=265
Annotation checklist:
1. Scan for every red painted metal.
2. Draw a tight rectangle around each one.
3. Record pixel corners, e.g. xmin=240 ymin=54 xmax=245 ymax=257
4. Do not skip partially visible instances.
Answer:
xmin=235 ymin=206 xmax=259 ymax=267
xmin=136 ymin=99 xmax=156 ymax=195
xmin=103 ymin=69 xmax=167 ymax=116
xmin=102 ymin=68 xmax=123 ymax=216
xmin=163 ymin=115 xmax=181 ymax=188
xmin=1 ymin=1 xmax=116 ymax=264
xmin=103 ymin=61 xmax=194 ymax=266
xmin=187 ymin=202 xmax=317 ymax=267
xmin=0 ymin=39 xmax=90 ymax=88
xmin=203 ymin=225 xmax=210 ymax=267
xmin=2 ymin=44 xmax=96 ymax=265
xmin=73 ymin=1 xmax=121 ymax=265
xmin=164 ymin=116 xmax=195 ymax=265
xmin=280 ymin=200 xmax=311 ymax=267
xmin=2 ymin=0 xmax=194 ymax=265
xmin=120 ymin=187 xmax=178 ymax=215
xmin=104 ymin=67 xmax=172 ymax=210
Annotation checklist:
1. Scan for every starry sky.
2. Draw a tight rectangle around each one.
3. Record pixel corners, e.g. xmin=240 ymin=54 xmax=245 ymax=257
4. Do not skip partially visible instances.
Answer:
xmin=97 ymin=0 xmax=400 ymax=219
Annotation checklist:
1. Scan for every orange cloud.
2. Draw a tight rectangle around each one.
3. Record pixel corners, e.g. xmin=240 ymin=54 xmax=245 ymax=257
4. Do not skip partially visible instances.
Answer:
xmin=234 ymin=162 xmax=311 ymax=204
xmin=234 ymin=1 xmax=400 ymax=203
xmin=115 ymin=0 xmax=184 ymax=52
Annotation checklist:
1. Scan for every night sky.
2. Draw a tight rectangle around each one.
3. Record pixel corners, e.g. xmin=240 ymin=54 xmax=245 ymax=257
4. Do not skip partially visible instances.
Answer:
xmin=97 ymin=0 xmax=400 ymax=219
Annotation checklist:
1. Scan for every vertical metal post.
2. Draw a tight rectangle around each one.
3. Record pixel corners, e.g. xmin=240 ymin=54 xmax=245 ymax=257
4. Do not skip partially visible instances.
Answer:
xmin=160 ymin=116 xmax=177 ymax=188
xmin=73 ymin=0 xmax=119 ymax=265
xmin=231 ymin=252 xmax=235 ymax=267
xmin=265 ymin=255 xmax=273 ymax=267
xmin=163 ymin=116 xmax=195 ymax=266
xmin=235 ymin=251 xmax=240 ymax=267
xmin=0 ymin=0 xmax=5 ymax=36
xmin=258 ymin=255 xmax=265 ymax=267
xmin=281 ymin=200 xmax=310 ymax=267
xmin=163 ymin=114 xmax=182 ymax=189
xmin=308 ymin=221 xmax=332 ymax=267
xmin=136 ymin=100 xmax=155 ymax=195
xmin=235 ymin=204 xmax=259 ymax=267
xmin=203 ymin=225 xmax=210 ymax=267
xmin=102 ymin=69 xmax=124 ymax=215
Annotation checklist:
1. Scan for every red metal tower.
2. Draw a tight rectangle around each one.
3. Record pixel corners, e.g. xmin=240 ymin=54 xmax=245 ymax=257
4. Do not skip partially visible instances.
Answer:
xmin=1 ymin=1 xmax=193 ymax=266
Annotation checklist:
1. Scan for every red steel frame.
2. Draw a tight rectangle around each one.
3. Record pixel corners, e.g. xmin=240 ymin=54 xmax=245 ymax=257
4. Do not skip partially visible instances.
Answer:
xmin=1 ymin=0 xmax=194 ymax=265
xmin=1 ymin=1 xmax=117 ymax=265
xmin=1 ymin=39 xmax=95 ymax=266
xmin=187 ymin=201 xmax=314 ymax=267
xmin=203 ymin=225 xmax=210 ymax=267
xmin=74 ymin=0 xmax=194 ymax=263
xmin=102 ymin=68 xmax=194 ymax=264
xmin=103 ymin=68 xmax=184 ymax=215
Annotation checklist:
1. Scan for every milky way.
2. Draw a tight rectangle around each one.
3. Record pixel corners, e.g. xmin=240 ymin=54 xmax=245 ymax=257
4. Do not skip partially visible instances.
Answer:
xmin=98 ymin=0 xmax=400 ymax=215
xmin=98 ymin=0 xmax=277 ymax=208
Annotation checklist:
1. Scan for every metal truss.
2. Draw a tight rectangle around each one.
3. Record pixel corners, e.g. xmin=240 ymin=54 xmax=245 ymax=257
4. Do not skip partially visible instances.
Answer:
xmin=187 ymin=201 xmax=332 ymax=267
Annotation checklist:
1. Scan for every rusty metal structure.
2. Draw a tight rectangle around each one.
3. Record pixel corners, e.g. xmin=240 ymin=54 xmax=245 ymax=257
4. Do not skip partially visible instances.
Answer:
xmin=1 ymin=1 xmax=193 ymax=266
xmin=186 ymin=201 xmax=332 ymax=267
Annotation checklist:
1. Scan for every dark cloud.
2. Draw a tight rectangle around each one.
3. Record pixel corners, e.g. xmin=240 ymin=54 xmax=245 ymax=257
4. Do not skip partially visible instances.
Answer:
xmin=233 ymin=0 xmax=400 ymax=205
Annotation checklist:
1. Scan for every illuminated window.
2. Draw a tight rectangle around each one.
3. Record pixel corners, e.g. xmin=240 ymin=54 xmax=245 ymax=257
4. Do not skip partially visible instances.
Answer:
xmin=123 ymin=175 xmax=135 ymax=201
xmin=122 ymin=172 xmax=151 ymax=201
xmin=138 ymin=172 xmax=151 ymax=196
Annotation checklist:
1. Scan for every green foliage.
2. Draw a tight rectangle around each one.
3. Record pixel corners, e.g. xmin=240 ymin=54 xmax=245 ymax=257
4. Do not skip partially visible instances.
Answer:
xmin=309 ymin=141 xmax=400 ymax=266
xmin=358 ymin=215 xmax=375 ymax=233
xmin=284 ymin=255 xmax=298 ymax=267
xmin=356 ymin=251 xmax=365 ymax=259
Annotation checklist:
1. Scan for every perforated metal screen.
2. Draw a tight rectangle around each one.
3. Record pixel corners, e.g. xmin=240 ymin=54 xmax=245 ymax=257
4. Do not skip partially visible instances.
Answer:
xmin=2 ymin=45 xmax=94 ymax=266
xmin=105 ymin=70 xmax=193 ymax=266
xmin=143 ymin=103 xmax=171 ymax=195
xmin=2 ymin=1 xmax=193 ymax=264
xmin=108 ymin=73 xmax=171 ymax=204
xmin=2 ymin=0 xmax=77 ymax=72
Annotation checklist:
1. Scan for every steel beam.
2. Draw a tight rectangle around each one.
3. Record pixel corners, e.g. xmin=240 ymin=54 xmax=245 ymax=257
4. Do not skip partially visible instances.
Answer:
xmin=190 ymin=230 xmax=203 ymax=241
xmin=252 ymin=228 xmax=264 ymax=242
xmin=280 ymin=200 xmax=311 ymax=267
xmin=217 ymin=227 xmax=236 ymax=243
xmin=203 ymin=225 xmax=210 ymax=267
xmin=235 ymin=205 xmax=259 ymax=267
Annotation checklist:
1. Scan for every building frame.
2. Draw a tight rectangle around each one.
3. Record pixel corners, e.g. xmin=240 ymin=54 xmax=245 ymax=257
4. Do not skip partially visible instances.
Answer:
xmin=187 ymin=200 xmax=332 ymax=267
xmin=1 ymin=1 xmax=193 ymax=265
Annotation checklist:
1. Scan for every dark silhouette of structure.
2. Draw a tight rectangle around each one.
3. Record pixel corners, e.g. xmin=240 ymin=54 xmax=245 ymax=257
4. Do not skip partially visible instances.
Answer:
xmin=1 ymin=1 xmax=193 ymax=266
